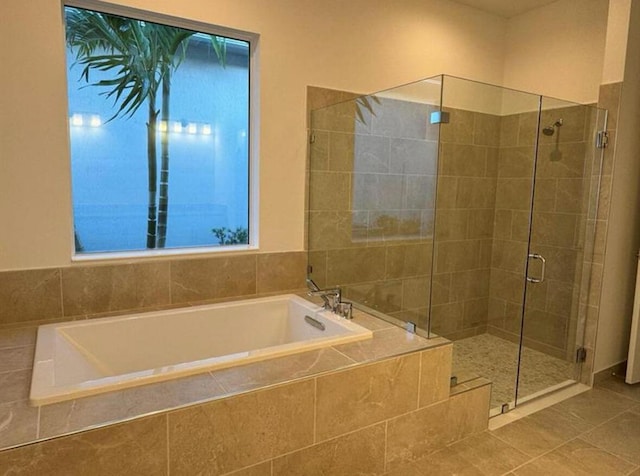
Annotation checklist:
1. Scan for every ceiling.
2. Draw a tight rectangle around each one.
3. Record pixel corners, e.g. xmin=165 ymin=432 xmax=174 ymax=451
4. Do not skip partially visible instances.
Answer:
xmin=452 ymin=0 xmax=560 ymax=18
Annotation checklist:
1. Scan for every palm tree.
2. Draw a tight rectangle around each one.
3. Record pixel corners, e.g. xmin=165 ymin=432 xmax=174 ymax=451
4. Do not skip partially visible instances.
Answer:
xmin=154 ymin=28 xmax=227 ymax=248
xmin=65 ymin=7 xmax=226 ymax=249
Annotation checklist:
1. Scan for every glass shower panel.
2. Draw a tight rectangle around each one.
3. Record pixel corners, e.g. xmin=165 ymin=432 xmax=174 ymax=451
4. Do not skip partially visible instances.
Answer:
xmin=307 ymin=76 xmax=442 ymax=332
xmin=307 ymin=74 xmax=606 ymax=416
xmin=517 ymin=99 xmax=607 ymax=404
xmin=432 ymin=76 xmax=541 ymax=412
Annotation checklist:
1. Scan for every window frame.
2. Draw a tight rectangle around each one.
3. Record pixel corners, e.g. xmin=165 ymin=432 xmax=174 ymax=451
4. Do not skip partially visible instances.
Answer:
xmin=63 ymin=0 xmax=260 ymax=261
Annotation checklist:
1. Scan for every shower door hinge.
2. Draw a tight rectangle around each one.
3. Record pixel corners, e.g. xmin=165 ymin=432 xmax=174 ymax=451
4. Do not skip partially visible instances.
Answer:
xmin=309 ymin=132 xmax=316 ymax=144
xmin=576 ymin=347 xmax=587 ymax=363
xmin=307 ymin=265 xmax=313 ymax=274
xmin=596 ymin=130 xmax=609 ymax=149
xmin=430 ymin=110 xmax=450 ymax=124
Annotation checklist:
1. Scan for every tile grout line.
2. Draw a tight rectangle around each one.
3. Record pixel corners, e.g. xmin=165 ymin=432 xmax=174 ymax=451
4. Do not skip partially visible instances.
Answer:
xmin=579 ymin=408 xmax=640 ymax=468
xmin=58 ymin=268 xmax=65 ymax=319
xmin=497 ymin=434 xmax=587 ymax=475
xmin=329 ymin=345 xmax=359 ymax=364
xmin=313 ymin=377 xmax=317 ymax=444
xmin=492 ymin=397 xmax=640 ymax=474
xmin=270 ymin=419 xmax=388 ymax=462
xmin=594 ymin=383 xmax=640 ymax=405
xmin=383 ymin=420 xmax=388 ymax=474
xmin=164 ymin=413 xmax=171 ymax=476
xmin=416 ymin=351 xmax=422 ymax=409
xmin=36 ymin=405 xmax=41 ymax=440
xmin=168 ymin=260 xmax=173 ymax=305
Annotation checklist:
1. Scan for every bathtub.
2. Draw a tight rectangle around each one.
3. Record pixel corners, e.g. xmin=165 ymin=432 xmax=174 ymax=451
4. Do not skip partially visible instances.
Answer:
xmin=30 ymin=294 xmax=373 ymax=405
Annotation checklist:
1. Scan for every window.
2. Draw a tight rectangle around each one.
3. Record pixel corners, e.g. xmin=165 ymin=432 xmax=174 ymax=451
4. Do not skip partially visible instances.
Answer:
xmin=64 ymin=4 xmax=254 ymax=255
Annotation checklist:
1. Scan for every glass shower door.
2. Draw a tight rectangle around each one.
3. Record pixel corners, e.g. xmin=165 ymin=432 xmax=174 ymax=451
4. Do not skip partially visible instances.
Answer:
xmin=434 ymin=75 xmax=542 ymax=414
xmin=516 ymin=99 xmax=607 ymax=405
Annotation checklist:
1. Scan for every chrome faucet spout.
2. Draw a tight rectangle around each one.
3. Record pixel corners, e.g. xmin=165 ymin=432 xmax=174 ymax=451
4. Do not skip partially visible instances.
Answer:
xmin=305 ymin=279 xmax=352 ymax=319
xmin=306 ymin=278 xmax=341 ymax=310
xmin=308 ymin=287 xmax=341 ymax=307
xmin=305 ymin=277 xmax=322 ymax=292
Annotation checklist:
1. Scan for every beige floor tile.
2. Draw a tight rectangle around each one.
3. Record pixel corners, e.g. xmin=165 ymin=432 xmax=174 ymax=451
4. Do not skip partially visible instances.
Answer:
xmin=414 ymin=454 xmax=486 ymax=475
xmin=549 ymin=387 xmax=637 ymax=426
xmin=414 ymin=432 xmax=529 ymax=476
xmin=225 ymin=461 xmax=272 ymax=476
xmin=513 ymin=438 xmax=635 ymax=476
xmin=582 ymin=411 xmax=640 ymax=465
xmin=596 ymin=376 xmax=640 ymax=402
xmin=491 ymin=407 xmax=593 ymax=457
xmin=383 ymin=460 xmax=423 ymax=476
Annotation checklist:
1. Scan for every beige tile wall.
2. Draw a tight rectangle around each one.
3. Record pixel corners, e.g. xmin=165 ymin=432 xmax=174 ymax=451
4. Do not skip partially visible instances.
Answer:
xmin=431 ymin=109 xmax=500 ymax=340
xmin=307 ymin=86 xmax=603 ymax=361
xmin=0 ymin=251 xmax=307 ymax=327
xmin=580 ymin=82 xmax=622 ymax=383
xmin=487 ymin=104 xmax=600 ymax=364
xmin=0 ymin=345 xmax=491 ymax=476
xmin=307 ymin=88 xmax=439 ymax=330
xmin=486 ymin=111 xmax=536 ymax=342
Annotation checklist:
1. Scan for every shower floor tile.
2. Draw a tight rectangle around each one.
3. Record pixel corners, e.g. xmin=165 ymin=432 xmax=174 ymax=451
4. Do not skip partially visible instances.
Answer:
xmin=452 ymin=333 xmax=574 ymax=410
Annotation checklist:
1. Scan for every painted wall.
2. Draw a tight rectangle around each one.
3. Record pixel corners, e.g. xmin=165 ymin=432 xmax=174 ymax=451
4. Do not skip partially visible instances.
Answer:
xmin=594 ymin=0 xmax=640 ymax=373
xmin=502 ymin=0 xmax=609 ymax=104
xmin=601 ymin=0 xmax=632 ymax=84
xmin=0 ymin=0 xmax=507 ymax=271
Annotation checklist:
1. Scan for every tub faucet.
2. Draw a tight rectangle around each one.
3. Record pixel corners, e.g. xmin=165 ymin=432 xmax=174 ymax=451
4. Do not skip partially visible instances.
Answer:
xmin=306 ymin=278 xmax=352 ymax=319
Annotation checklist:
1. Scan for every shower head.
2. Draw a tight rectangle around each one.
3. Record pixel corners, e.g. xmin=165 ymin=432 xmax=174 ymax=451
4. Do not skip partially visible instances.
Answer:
xmin=542 ymin=118 xmax=563 ymax=136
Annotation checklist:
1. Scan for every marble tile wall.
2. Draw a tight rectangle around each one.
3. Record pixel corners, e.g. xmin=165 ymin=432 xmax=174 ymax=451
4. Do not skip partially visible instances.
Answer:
xmin=487 ymin=104 xmax=599 ymax=364
xmin=0 ymin=251 xmax=307 ymax=327
xmin=579 ymin=82 xmax=622 ymax=384
xmin=0 ymin=344 xmax=491 ymax=475
xmin=307 ymin=88 xmax=439 ymax=330
xmin=486 ymin=111 xmax=537 ymax=344
xmin=308 ymin=85 xmax=604 ymax=376
xmin=430 ymin=109 xmax=500 ymax=340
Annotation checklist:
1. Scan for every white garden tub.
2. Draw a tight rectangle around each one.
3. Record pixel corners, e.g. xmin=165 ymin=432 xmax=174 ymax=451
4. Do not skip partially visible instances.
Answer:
xmin=30 ymin=294 xmax=372 ymax=405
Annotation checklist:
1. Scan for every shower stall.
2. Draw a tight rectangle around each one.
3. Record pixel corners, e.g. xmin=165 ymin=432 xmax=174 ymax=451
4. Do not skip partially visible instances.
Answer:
xmin=307 ymin=75 xmax=607 ymax=414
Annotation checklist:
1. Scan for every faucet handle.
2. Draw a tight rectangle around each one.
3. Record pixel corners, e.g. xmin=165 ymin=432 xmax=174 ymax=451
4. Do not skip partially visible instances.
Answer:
xmin=335 ymin=301 xmax=353 ymax=320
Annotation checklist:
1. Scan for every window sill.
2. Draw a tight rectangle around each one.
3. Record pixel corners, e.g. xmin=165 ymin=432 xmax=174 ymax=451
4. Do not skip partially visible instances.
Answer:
xmin=72 ymin=244 xmax=259 ymax=263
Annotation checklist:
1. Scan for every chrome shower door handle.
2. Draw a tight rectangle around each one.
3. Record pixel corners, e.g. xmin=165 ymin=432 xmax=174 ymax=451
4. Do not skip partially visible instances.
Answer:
xmin=527 ymin=253 xmax=546 ymax=284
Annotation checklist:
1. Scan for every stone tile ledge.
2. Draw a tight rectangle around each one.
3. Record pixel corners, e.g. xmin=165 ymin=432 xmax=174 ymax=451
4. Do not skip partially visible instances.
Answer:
xmin=0 ymin=305 xmax=450 ymax=452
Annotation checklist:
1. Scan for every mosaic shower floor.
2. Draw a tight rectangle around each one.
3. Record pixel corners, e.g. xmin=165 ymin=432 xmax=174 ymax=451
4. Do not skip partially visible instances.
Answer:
xmin=452 ymin=333 xmax=575 ymax=410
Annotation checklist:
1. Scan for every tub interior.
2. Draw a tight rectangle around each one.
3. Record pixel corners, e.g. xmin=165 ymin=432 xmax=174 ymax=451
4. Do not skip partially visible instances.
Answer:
xmin=31 ymin=294 xmax=373 ymax=405
xmin=59 ymin=297 xmax=349 ymax=376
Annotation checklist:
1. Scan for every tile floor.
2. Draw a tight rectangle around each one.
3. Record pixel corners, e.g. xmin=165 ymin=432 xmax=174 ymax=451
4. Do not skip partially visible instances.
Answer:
xmin=453 ymin=333 xmax=575 ymax=410
xmin=385 ymin=374 xmax=640 ymax=475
